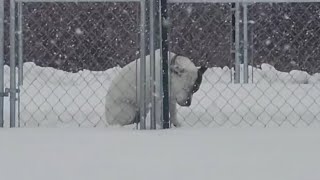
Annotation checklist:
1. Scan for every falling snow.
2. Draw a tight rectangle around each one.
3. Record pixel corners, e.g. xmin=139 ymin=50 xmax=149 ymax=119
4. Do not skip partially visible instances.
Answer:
xmin=265 ymin=39 xmax=271 ymax=45
xmin=284 ymin=14 xmax=290 ymax=19
xmin=283 ymin=44 xmax=290 ymax=50
xmin=186 ymin=6 xmax=193 ymax=15
xmin=75 ymin=28 xmax=84 ymax=35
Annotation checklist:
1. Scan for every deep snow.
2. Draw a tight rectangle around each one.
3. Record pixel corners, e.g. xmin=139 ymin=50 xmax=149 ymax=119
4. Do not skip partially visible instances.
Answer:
xmin=1 ymin=60 xmax=320 ymax=180
xmin=0 ymin=128 xmax=320 ymax=180
xmin=2 ymin=61 xmax=320 ymax=127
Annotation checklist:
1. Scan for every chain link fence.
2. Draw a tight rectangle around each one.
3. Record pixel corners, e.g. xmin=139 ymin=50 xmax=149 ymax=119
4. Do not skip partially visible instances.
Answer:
xmin=2 ymin=1 xmax=320 ymax=127
xmin=4 ymin=1 xmax=141 ymax=127
xmin=249 ymin=3 xmax=320 ymax=74
xmin=171 ymin=2 xmax=320 ymax=127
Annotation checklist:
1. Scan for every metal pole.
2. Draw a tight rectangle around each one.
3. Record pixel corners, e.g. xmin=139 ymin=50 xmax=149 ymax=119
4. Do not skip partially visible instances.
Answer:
xmin=234 ymin=2 xmax=240 ymax=84
xmin=15 ymin=0 xmax=320 ymax=3
xmin=135 ymin=58 xmax=139 ymax=130
xmin=18 ymin=2 xmax=23 ymax=86
xmin=149 ymin=0 xmax=157 ymax=129
xmin=158 ymin=0 xmax=163 ymax=127
xmin=17 ymin=2 xmax=23 ymax=127
xmin=160 ymin=0 xmax=169 ymax=129
xmin=0 ymin=0 xmax=4 ymax=127
xmin=230 ymin=3 xmax=235 ymax=83
xmin=139 ymin=0 xmax=146 ymax=130
xmin=251 ymin=18 xmax=254 ymax=83
xmin=10 ymin=0 xmax=16 ymax=128
xmin=243 ymin=3 xmax=248 ymax=83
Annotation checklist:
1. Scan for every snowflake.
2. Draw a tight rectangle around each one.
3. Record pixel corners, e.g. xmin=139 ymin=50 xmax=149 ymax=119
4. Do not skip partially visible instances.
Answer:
xmin=75 ymin=28 xmax=84 ymax=35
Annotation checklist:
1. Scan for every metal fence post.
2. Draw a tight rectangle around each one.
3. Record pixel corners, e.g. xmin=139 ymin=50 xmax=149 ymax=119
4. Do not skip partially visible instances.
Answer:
xmin=17 ymin=2 xmax=23 ymax=127
xmin=139 ymin=0 xmax=147 ymax=130
xmin=160 ymin=0 xmax=169 ymax=129
xmin=243 ymin=3 xmax=249 ymax=83
xmin=0 ymin=0 xmax=4 ymax=127
xmin=149 ymin=0 xmax=157 ymax=129
xmin=18 ymin=2 xmax=23 ymax=87
xmin=234 ymin=2 xmax=240 ymax=84
xmin=9 ymin=0 xmax=16 ymax=128
xmin=231 ymin=3 xmax=235 ymax=83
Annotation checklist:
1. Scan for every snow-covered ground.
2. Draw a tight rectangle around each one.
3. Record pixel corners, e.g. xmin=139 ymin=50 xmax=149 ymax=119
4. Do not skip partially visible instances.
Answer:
xmin=0 ymin=127 xmax=320 ymax=180
xmin=1 ymin=61 xmax=320 ymax=180
xmin=2 ymin=61 xmax=320 ymax=127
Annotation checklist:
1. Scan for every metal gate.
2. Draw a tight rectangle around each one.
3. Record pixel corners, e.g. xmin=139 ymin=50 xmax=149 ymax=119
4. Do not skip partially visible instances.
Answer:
xmin=1 ymin=0 xmax=161 ymax=128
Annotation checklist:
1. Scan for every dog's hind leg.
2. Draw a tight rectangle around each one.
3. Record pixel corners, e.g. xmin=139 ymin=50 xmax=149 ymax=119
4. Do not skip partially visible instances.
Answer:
xmin=105 ymin=101 xmax=136 ymax=126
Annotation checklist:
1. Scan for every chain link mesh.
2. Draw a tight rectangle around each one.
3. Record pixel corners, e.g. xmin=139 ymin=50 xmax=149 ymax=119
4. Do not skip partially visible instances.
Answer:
xmin=249 ymin=3 xmax=320 ymax=74
xmin=2 ymin=1 xmax=320 ymax=127
xmin=13 ymin=2 xmax=141 ymax=127
xmin=169 ymin=3 xmax=233 ymax=68
xmin=170 ymin=2 xmax=320 ymax=127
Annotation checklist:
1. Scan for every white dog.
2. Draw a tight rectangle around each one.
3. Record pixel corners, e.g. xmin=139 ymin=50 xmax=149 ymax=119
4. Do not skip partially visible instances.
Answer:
xmin=105 ymin=49 xmax=207 ymax=127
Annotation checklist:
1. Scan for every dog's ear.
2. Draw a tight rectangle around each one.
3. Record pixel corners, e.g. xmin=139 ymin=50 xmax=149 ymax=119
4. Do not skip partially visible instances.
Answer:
xmin=198 ymin=66 xmax=208 ymax=75
xmin=170 ymin=64 xmax=184 ymax=76
xmin=170 ymin=54 xmax=184 ymax=76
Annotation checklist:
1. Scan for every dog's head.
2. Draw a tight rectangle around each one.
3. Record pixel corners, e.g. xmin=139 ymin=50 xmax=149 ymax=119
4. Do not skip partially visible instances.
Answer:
xmin=170 ymin=54 xmax=207 ymax=107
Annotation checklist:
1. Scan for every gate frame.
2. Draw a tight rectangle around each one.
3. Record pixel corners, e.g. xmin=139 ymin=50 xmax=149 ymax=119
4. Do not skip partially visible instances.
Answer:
xmin=8 ymin=0 xmax=149 ymax=128
xmin=0 ymin=0 xmax=4 ymax=127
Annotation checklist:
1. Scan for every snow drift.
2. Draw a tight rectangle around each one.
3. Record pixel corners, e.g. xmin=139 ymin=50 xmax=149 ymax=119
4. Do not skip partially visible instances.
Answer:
xmin=2 ymin=62 xmax=320 ymax=127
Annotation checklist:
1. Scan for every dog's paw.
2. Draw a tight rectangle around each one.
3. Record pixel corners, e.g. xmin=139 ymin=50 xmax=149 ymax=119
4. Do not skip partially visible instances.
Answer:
xmin=172 ymin=121 xmax=182 ymax=128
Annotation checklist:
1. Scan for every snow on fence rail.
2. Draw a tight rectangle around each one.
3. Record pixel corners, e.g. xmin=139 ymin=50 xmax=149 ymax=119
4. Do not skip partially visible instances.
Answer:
xmin=1 ymin=0 xmax=320 ymax=128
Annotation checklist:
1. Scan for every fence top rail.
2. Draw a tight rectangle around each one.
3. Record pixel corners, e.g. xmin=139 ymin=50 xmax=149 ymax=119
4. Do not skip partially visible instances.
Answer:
xmin=14 ymin=0 xmax=141 ymax=2
xmin=13 ymin=0 xmax=320 ymax=2
xmin=168 ymin=0 xmax=320 ymax=3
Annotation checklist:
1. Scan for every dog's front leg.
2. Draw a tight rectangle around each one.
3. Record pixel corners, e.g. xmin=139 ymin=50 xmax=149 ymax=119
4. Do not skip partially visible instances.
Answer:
xmin=169 ymin=99 xmax=181 ymax=127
